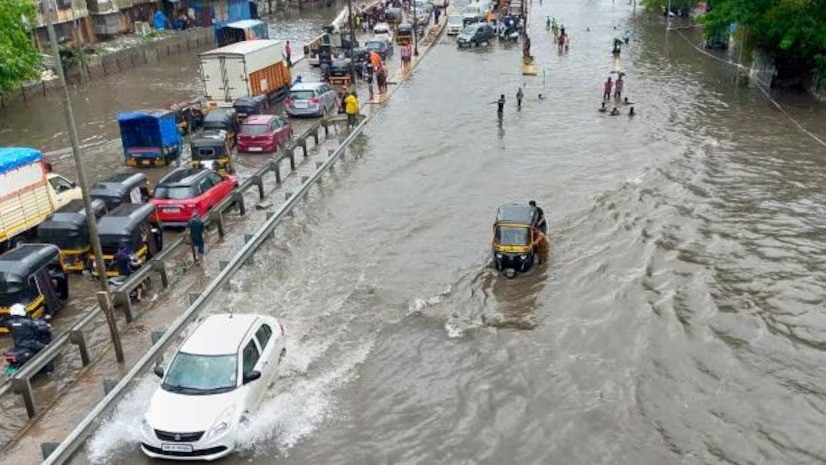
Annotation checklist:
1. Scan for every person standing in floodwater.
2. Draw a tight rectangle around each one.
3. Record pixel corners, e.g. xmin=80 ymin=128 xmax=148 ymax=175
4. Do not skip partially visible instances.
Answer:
xmin=603 ymin=76 xmax=613 ymax=101
xmin=614 ymin=75 xmax=624 ymax=100
xmin=495 ymin=94 xmax=506 ymax=116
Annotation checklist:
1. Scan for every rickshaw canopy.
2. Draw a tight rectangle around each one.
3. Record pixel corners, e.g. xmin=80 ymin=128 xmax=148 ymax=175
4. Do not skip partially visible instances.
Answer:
xmin=36 ymin=199 xmax=107 ymax=249
xmin=495 ymin=203 xmax=540 ymax=226
xmin=96 ymin=203 xmax=157 ymax=250
xmin=191 ymin=130 xmax=230 ymax=160
xmin=0 ymin=244 xmax=61 ymax=292
xmin=202 ymin=108 xmax=238 ymax=131
xmin=90 ymin=172 xmax=149 ymax=210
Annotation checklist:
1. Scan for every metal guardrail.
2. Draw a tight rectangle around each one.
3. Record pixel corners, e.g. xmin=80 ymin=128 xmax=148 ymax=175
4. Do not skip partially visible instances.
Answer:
xmin=0 ymin=120 xmax=334 ymax=422
xmin=43 ymin=114 xmax=370 ymax=465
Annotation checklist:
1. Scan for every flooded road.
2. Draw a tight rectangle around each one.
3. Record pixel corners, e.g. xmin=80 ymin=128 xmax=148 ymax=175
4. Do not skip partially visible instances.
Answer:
xmin=52 ymin=0 xmax=826 ymax=463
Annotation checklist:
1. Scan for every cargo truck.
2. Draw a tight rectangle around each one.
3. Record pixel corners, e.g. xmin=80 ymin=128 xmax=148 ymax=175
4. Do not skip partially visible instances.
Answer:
xmin=0 ymin=147 xmax=83 ymax=251
xmin=199 ymin=40 xmax=292 ymax=109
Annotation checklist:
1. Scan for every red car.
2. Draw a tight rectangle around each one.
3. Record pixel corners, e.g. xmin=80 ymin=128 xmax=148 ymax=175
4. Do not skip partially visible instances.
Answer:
xmin=150 ymin=168 xmax=238 ymax=227
xmin=237 ymin=115 xmax=293 ymax=153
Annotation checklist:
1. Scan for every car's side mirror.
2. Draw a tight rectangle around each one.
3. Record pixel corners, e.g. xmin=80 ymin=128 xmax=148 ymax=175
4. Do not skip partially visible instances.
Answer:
xmin=153 ymin=365 xmax=164 ymax=378
xmin=243 ymin=370 xmax=261 ymax=384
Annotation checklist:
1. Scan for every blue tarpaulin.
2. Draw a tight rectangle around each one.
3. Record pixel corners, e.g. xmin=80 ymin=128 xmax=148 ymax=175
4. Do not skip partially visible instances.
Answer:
xmin=0 ymin=147 xmax=42 ymax=174
xmin=153 ymin=10 xmax=168 ymax=30
xmin=117 ymin=111 xmax=180 ymax=151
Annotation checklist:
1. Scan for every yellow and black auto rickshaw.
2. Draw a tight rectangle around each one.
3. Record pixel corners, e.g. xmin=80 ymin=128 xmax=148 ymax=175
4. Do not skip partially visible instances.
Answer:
xmin=169 ymin=98 xmax=205 ymax=135
xmin=491 ymin=203 xmax=547 ymax=278
xmin=90 ymin=203 xmax=163 ymax=278
xmin=201 ymin=108 xmax=240 ymax=147
xmin=89 ymin=172 xmax=151 ymax=211
xmin=36 ymin=199 xmax=108 ymax=272
xmin=396 ymin=23 xmax=414 ymax=45
xmin=0 ymin=244 xmax=68 ymax=332
xmin=190 ymin=131 xmax=234 ymax=175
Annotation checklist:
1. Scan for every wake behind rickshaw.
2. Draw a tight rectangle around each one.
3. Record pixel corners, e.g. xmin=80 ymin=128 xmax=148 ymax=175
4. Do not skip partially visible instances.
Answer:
xmin=190 ymin=130 xmax=234 ymax=175
xmin=0 ymin=244 xmax=68 ymax=332
xmin=90 ymin=203 xmax=163 ymax=278
xmin=491 ymin=203 xmax=547 ymax=278
xmin=36 ymin=199 xmax=107 ymax=272
xmin=396 ymin=23 xmax=414 ymax=45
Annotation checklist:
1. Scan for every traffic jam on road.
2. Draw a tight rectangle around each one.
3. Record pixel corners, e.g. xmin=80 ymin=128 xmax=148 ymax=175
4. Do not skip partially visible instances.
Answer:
xmin=0 ymin=0 xmax=540 ymax=459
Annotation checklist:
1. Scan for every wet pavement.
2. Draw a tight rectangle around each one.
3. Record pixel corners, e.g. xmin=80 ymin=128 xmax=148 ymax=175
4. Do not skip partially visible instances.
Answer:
xmin=7 ymin=0 xmax=826 ymax=462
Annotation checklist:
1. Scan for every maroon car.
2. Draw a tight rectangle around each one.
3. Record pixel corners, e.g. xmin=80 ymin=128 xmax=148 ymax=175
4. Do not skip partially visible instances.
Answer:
xmin=237 ymin=115 xmax=293 ymax=153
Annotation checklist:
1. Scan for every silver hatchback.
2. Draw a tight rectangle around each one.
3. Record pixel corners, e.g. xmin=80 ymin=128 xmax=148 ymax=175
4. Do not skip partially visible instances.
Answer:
xmin=285 ymin=82 xmax=337 ymax=117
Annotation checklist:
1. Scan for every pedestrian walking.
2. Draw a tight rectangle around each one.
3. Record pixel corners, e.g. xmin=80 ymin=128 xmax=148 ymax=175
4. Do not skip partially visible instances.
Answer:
xmin=516 ymin=87 xmax=524 ymax=110
xmin=187 ymin=211 xmax=206 ymax=263
xmin=603 ymin=76 xmax=613 ymax=101
xmin=366 ymin=67 xmax=375 ymax=101
xmin=434 ymin=7 xmax=441 ymax=24
xmin=614 ymin=75 xmax=624 ymax=100
xmin=284 ymin=41 xmax=292 ymax=68
xmin=345 ymin=91 xmax=360 ymax=129
xmin=491 ymin=94 xmax=506 ymax=119
xmin=401 ymin=43 xmax=412 ymax=72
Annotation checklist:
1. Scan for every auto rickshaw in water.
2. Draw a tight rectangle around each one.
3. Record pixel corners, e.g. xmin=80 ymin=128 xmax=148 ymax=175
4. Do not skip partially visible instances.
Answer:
xmin=90 ymin=203 xmax=163 ymax=278
xmin=201 ymin=108 xmax=240 ymax=147
xmin=0 ymin=244 xmax=68 ymax=332
xmin=190 ymin=131 xmax=234 ymax=175
xmin=36 ymin=199 xmax=107 ymax=272
xmin=396 ymin=23 xmax=414 ymax=45
xmin=168 ymin=99 xmax=205 ymax=135
xmin=233 ymin=95 xmax=269 ymax=121
xmin=89 ymin=172 xmax=151 ymax=210
xmin=491 ymin=203 xmax=548 ymax=278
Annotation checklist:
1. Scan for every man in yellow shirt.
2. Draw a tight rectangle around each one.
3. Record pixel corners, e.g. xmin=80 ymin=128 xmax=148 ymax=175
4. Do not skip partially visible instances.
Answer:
xmin=344 ymin=91 xmax=359 ymax=129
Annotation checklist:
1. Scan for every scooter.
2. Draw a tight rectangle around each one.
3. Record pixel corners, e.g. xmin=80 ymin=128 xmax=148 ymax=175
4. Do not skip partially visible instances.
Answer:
xmin=4 ymin=324 xmax=53 ymax=375
xmin=499 ymin=28 xmax=519 ymax=42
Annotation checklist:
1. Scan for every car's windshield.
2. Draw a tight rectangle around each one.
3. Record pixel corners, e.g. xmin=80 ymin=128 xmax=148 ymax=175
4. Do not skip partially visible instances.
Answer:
xmin=461 ymin=25 xmax=478 ymax=34
xmin=153 ymin=186 xmax=195 ymax=200
xmin=290 ymin=90 xmax=316 ymax=100
xmin=162 ymin=352 xmax=238 ymax=395
xmin=241 ymin=124 xmax=270 ymax=135
xmin=496 ymin=226 xmax=529 ymax=246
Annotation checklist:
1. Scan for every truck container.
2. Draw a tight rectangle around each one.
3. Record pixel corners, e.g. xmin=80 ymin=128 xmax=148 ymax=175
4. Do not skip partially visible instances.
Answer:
xmin=215 ymin=19 xmax=269 ymax=47
xmin=117 ymin=110 xmax=182 ymax=167
xmin=0 ymin=148 xmax=82 ymax=251
xmin=199 ymin=40 xmax=291 ymax=108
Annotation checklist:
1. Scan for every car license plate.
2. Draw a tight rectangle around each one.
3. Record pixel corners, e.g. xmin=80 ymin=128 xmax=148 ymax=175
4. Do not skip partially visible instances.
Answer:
xmin=294 ymin=101 xmax=308 ymax=109
xmin=161 ymin=443 xmax=193 ymax=453
xmin=141 ymin=159 xmax=152 ymax=166
xmin=162 ymin=207 xmax=180 ymax=213
xmin=248 ymin=146 xmax=263 ymax=152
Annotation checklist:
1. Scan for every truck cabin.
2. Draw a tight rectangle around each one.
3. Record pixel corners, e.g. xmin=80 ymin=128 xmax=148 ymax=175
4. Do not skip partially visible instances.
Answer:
xmin=0 ymin=244 xmax=67 ymax=328
xmin=90 ymin=172 xmax=150 ymax=211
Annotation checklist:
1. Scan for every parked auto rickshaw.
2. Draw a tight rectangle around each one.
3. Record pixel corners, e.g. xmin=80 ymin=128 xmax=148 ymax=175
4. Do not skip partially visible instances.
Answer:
xmin=0 ymin=244 xmax=68 ymax=331
xmin=201 ymin=108 xmax=240 ymax=146
xmin=491 ymin=203 xmax=547 ymax=278
xmin=89 ymin=172 xmax=151 ymax=210
xmin=233 ymin=95 xmax=269 ymax=121
xmin=90 ymin=203 xmax=163 ymax=278
xmin=169 ymin=99 xmax=205 ymax=135
xmin=36 ymin=199 xmax=107 ymax=272
xmin=396 ymin=23 xmax=414 ymax=45
xmin=190 ymin=131 xmax=234 ymax=175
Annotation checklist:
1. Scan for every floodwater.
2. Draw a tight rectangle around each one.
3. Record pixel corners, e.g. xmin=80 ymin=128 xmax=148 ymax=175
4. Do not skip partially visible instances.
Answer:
xmin=43 ymin=0 xmax=826 ymax=463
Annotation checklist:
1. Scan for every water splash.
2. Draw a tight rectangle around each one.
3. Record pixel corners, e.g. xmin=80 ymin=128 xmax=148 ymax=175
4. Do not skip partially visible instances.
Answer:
xmin=86 ymin=378 xmax=156 ymax=463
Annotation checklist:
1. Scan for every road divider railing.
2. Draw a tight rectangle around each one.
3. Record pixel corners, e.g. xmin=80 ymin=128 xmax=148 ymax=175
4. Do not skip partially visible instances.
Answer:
xmin=0 ymin=119 xmax=337 ymax=425
xmin=43 ymin=113 xmax=371 ymax=465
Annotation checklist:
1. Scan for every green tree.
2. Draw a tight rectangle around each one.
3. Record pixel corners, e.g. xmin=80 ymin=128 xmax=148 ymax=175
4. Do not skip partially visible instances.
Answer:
xmin=0 ymin=0 xmax=40 ymax=93
xmin=701 ymin=0 xmax=826 ymax=75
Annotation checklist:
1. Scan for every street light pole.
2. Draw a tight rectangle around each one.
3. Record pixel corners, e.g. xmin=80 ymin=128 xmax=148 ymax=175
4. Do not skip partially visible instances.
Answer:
xmin=666 ymin=0 xmax=672 ymax=30
xmin=41 ymin=0 xmax=124 ymax=363
xmin=412 ymin=0 xmax=420 ymax=56
xmin=346 ymin=0 xmax=358 ymax=88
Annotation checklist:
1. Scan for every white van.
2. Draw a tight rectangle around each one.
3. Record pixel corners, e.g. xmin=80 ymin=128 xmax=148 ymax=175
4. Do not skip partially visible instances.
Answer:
xmin=447 ymin=15 xmax=464 ymax=35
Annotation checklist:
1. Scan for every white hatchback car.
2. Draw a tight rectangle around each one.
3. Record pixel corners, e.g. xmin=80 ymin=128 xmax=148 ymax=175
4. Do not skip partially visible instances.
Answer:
xmin=141 ymin=313 xmax=286 ymax=461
